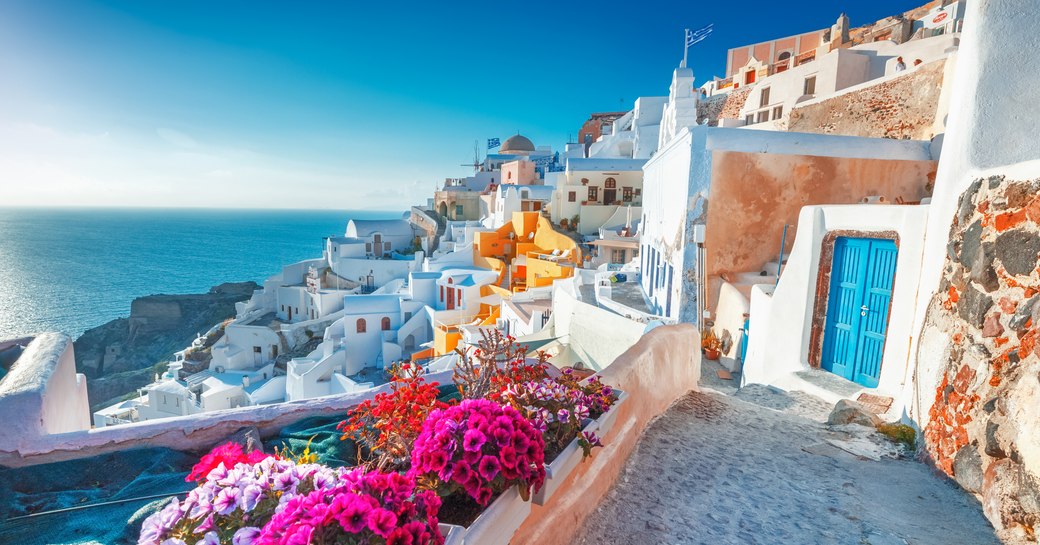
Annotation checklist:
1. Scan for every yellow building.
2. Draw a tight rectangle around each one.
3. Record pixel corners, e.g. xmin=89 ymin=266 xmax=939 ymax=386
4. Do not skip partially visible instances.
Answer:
xmin=474 ymin=211 xmax=581 ymax=294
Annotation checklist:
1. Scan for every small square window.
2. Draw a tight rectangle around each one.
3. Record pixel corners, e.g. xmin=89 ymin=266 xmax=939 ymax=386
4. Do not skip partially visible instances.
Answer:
xmin=772 ymin=106 xmax=783 ymax=120
xmin=568 ymin=191 xmax=576 ymax=202
xmin=804 ymin=75 xmax=817 ymax=95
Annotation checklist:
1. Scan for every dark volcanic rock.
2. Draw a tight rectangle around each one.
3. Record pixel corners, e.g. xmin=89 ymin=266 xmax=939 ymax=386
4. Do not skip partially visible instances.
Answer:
xmin=958 ymin=220 xmax=984 ymax=267
xmin=74 ymin=281 xmax=259 ymax=409
xmin=994 ymin=229 xmax=1040 ymax=277
xmin=1010 ymin=296 xmax=1039 ymax=332
xmin=958 ymin=285 xmax=994 ymax=329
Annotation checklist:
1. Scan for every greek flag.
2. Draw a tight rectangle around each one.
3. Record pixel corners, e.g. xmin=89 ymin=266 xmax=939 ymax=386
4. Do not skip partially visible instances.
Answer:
xmin=488 ymin=138 xmax=500 ymax=150
xmin=686 ymin=24 xmax=713 ymax=47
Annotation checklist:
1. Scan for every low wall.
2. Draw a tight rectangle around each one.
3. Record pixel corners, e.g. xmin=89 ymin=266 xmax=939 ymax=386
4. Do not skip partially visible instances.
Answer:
xmin=0 ymin=370 xmax=453 ymax=468
xmin=513 ymin=324 xmax=701 ymax=545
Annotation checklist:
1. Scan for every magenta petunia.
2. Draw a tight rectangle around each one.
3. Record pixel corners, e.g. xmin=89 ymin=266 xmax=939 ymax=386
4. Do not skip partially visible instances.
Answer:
xmin=367 ymin=508 xmax=399 ymax=538
xmin=462 ymin=428 xmax=487 ymax=452
xmin=478 ymin=455 xmax=501 ymax=481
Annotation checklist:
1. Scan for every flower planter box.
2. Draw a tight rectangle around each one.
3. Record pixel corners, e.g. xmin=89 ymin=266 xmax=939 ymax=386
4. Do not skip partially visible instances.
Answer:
xmin=440 ymin=523 xmax=466 ymax=545
xmin=594 ymin=388 xmax=628 ymax=438
xmin=463 ymin=486 xmax=531 ymax=545
xmin=532 ymin=419 xmax=598 ymax=506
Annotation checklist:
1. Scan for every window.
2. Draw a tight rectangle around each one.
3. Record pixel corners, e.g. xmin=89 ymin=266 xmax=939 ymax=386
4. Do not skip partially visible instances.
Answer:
xmin=385 ymin=242 xmax=391 ymax=252
xmin=381 ymin=317 xmax=391 ymax=331
xmin=804 ymin=75 xmax=817 ymax=95
xmin=455 ymin=204 xmax=464 ymax=217
xmin=440 ymin=286 xmax=444 ymax=301
xmin=604 ymin=177 xmax=617 ymax=189
xmin=772 ymin=106 xmax=783 ymax=120
xmin=366 ymin=242 xmax=372 ymax=252
xmin=356 ymin=319 xmax=367 ymax=333
xmin=587 ymin=186 xmax=598 ymax=202
xmin=777 ymin=51 xmax=792 ymax=62
xmin=281 ymin=305 xmax=284 ymax=311
xmin=253 ymin=346 xmax=262 ymax=354
xmin=622 ymin=187 xmax=633 ymax=202
xmin=635 ymin=188 xmax=641 ymax=195
xmin=759 ymin=87 xmax=770 ymax=107
xmin=568 ymin=191 xmax=576 ymax=202
xmin=757 ymin=110 xmax=769 ymax=124
xmin=745 ymin=114 xmax=755 ymax=125
xmin=374 ymin=234 xmax=382 ymax=244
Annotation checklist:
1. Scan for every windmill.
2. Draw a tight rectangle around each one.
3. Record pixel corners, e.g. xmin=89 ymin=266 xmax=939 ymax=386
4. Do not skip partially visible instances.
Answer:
xmin=460 ymin=140 xmax=482 ymax=172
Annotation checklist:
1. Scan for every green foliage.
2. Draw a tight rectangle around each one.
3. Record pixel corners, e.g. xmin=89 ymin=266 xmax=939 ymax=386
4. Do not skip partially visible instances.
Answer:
xmin=877 ymin=422 xmax=917 ymax=449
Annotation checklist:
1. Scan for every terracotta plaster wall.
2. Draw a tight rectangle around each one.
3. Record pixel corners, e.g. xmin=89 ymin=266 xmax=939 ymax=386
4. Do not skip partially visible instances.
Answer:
xmin=703 ymin=150 xmax=936 ymax=311
xmin=511 ymin=324 xmax=702 ymax=545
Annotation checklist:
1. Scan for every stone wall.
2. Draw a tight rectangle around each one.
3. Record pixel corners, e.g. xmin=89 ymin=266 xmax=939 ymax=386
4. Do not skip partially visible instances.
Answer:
xmin=919 ymin=175 xmax=1040 ymax=541
xmin=788 ymin=59 xmax=947 ymax=140
xmin=697 ymin=87 xmax=751 ymax=126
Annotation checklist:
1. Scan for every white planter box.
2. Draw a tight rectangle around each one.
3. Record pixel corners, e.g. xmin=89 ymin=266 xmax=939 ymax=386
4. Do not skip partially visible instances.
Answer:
xmin=531 ymin=420 xmax=597 ymax=506
xmin=463 ymin=486 xmax=531 ymax=545
xmin=594 ymin=389 xmax=628 ymax=438
xmin=440 ymin=523 xmax=465 ymax=545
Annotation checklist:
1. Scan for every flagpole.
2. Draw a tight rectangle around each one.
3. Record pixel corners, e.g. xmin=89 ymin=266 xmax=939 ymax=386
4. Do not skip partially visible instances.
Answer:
xmin=682 ymin=28 xmax=689 ymax=68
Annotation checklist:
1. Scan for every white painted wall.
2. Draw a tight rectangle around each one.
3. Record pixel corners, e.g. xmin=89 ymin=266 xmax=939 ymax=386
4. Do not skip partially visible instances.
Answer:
xmin=743 ymin=204 xmax=929 ymax=412
xmin=909 ymin=0 xmax=1040 ymax=425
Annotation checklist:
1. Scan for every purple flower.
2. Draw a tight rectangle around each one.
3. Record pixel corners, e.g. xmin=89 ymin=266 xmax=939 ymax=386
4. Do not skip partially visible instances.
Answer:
xmin=232 ymin=527 xmax=261 ymax=545
xmin=240 ymin=484 xmax=263 ymax=512
xmin=272 ymin=470 xmax=297 ymax=492
xmin=160 ymin=539 xmax=188 ymax=545
xmin=462 ymin=429 xmax=486 ymax=452
xmin=194 ymin=514 xmax=215 ymax=534
xmin=198 ymin=532 xmax=220 ymax=545
xmin=212 ymin=487 xmax=241 ymax=516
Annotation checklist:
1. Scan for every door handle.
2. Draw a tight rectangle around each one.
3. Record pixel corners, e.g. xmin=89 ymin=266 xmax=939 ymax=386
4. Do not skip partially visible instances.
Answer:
xmin=861 ymin=305 xmax=869 ymax=317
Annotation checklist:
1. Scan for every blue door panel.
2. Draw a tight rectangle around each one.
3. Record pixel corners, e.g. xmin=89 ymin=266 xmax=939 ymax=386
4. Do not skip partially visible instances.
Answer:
xmin=822 ymin=237 xmax=897 ymax=388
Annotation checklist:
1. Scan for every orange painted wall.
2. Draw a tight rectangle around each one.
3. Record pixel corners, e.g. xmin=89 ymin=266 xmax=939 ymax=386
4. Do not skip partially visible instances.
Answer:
xmin=703 ymin=150 xmax=937 ymax=311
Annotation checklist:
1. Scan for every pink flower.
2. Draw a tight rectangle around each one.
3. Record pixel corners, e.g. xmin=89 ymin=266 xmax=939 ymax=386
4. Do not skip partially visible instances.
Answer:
xmin=475 ymin=486 xmax=493 ymax=506
xmin=462 ymin=429 xmax=486 ymax=452
xmin=368 ymin=508 xmax=399 ymax=537
xmin=478 ymin=456 xmax=501 ymax=481
xmin=334 ymin=494 xmax=372 ymax=533
xmin=388 ymin=527 xmax=415 ymax=545
xmin=499 ymin=445 xmax=518 ymax=469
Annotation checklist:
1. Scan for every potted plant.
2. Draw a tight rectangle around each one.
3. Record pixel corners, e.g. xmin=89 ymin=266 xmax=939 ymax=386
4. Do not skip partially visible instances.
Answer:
xmin=140 ymin=445 xmax=447 ymax=545
xmin=409 ymin=399 xmax=546 ymax=545
xmin=702 ymin=330 xmax=722 ymax=361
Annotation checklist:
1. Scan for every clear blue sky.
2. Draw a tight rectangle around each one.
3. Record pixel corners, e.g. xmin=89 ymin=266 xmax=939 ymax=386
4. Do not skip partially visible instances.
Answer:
xmin=0 ymin=0 xmax=925 ymax=210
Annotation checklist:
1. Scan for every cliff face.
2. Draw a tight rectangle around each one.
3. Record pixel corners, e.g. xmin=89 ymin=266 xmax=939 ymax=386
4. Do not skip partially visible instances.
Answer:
xmin=74 ymin=281 xmax=259 ymax=409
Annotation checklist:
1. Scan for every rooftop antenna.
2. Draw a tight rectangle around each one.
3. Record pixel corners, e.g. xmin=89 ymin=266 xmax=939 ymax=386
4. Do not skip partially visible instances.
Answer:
xmin=460 ymin=140 xmax=482 ymax=172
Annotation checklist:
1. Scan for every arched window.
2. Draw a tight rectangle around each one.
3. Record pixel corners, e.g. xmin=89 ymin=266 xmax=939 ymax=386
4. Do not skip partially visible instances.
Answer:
xmin=356 ymin=318 xmax=367 ymax=333
xmin=381 ymin=317 xmax=391 ymax=331
xmin=604 ymin=177 xmax=617 ymax=189
xmin=777 ymin=51 xmax=792 ymax=62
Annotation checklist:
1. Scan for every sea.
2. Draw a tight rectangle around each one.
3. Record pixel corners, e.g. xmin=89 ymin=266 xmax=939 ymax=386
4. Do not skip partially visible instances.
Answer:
xmin=0 ymin=207 xmax=405 ymax=340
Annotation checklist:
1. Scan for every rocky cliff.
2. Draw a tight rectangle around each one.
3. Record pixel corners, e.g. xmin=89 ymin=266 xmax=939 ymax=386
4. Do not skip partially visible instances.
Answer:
xmin=74 ymin=282 xmax=259 ymax=410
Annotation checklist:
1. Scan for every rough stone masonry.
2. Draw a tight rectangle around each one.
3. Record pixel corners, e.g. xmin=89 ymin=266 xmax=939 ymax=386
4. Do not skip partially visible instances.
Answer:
xmin=922 ymin=175 xmax=1040 ymax=542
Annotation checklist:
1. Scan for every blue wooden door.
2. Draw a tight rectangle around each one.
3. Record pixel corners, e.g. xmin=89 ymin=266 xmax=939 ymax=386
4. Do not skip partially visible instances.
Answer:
xmin=821 ymin=237 xmax=897 ymax=388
